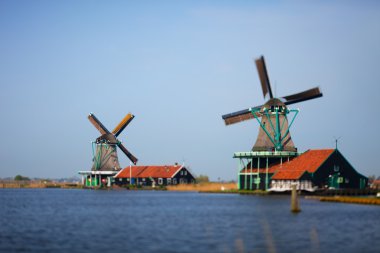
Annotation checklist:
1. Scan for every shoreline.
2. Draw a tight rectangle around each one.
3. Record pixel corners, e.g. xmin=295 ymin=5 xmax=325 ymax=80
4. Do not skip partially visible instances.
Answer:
xmin=305 ymin=195 xmax=380 ymax=205
xmin=2 ymin=182 xmax=380 ymax=205
xmin=0 ymin=181 xmax=82 ymax=189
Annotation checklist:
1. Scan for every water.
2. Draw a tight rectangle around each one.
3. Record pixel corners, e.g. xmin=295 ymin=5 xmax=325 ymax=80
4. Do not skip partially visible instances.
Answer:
xmin=0 ymin=189 xmax=379 ymax=253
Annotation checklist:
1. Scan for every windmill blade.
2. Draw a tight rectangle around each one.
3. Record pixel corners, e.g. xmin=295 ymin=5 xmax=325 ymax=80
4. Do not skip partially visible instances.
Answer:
xmin=255 ymin=56 xmax=273 ymax=99
xmin=117 ymin=143 xmax=138 ymax=165
xmin=112 ymin=113 xmax=135 ymax=137
xmin=88 ymin=113 xmax=110 ymax=135
xmin=282 ymin=87 xmax=323 ymax=105
xmin=222 ymin=106 xmax=262 ymax=125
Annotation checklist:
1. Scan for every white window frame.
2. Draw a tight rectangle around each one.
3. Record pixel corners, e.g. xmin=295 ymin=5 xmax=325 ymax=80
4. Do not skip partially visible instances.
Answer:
xmin=158 ymin=178 xmax=163 ymax=185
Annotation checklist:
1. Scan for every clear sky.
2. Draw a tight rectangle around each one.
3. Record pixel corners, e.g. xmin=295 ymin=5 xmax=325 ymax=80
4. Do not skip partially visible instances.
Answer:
xmin=0 ymin=0 xmax=379 ymax=180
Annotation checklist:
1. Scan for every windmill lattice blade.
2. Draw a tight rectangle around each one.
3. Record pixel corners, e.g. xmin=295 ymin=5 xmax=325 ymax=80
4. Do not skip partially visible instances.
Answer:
xmin=88 ymin=113 xmax=110 ymax=135
xmin=118 ymin=143 xmax=138 ymax=165
xmin=282 ymin=87 xmax=323 ymax=105
xmin=112 ymin=113 xmax=134 ymax=137
xmin=222 ymin=106 xmax=261 ymax=125
xmin=255 ymin=56 xmax=273 ymax=99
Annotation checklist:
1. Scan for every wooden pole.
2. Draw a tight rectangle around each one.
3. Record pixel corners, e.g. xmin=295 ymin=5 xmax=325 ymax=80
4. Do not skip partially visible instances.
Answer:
xmin=291 ymin=184 xmax=301 ymax=213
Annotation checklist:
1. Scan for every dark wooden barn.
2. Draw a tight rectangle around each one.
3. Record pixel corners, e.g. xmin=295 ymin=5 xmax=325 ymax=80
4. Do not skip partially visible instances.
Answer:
xmin=239 ymin=149 xmax=368 ymax=191
xmin=114 ymin=164 xmax=195 ymax=187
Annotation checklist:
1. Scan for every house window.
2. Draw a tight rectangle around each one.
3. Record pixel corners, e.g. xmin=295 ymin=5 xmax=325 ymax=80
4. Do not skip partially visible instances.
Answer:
xmin=184 ymin=171 xmax=187 ymax=176
xmin=345 ymin=178 xmax=349 ymax=183
xmin=172 ymin=178 xmax=177 ymax=185
xmin=180 ymin=171 xmax=183 ymax=175
xmin=158 ymin=178 xmax=163 ymax=185
xmin=167 ymin=178 xmax=171 ymax=185
xmin=334 ymin=165 xmax=340 ymax=172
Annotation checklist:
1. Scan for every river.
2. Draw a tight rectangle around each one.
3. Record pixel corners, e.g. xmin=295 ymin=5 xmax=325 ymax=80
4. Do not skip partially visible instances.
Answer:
xmin=0 ymin=189 xmax=379 ymax=253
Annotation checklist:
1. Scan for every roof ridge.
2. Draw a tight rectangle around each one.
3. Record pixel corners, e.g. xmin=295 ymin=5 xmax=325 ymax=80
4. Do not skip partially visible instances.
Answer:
xmin=307 ymin=148 xmax=335 ymax=151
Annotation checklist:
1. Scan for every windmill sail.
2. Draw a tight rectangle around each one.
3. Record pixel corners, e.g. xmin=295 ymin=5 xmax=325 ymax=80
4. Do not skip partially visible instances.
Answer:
xmin=255 ymin=56 xmax=273 ymax=99
xmin=112 ymin=113 xmax=134 ymax=137
xmin=222 ymin=106 xmax=261 ymax=125
xmin=282 ymin=87 xmax=322 ymax=105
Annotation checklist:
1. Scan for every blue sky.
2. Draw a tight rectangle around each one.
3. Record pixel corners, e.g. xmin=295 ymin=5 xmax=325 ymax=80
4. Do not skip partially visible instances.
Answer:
xmin=0 ymin=0 xmax=379 ymax=180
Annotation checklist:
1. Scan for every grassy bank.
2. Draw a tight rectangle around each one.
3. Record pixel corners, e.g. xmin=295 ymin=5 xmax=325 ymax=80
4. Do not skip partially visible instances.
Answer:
xmin=166 ymin=182 xmax=237 ymax=192
xmin=200 ymin=189 xmax=269 ymax=195
xmin=306 ymin=196 xmax=380 ymax=205
xmin=0 ymin=181 xmax=82 ymax=189
xmin=166 ymin=183 xmax=269 ymax=195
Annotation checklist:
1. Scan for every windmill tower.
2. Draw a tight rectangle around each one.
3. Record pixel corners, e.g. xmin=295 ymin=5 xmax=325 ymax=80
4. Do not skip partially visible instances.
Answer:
xmin=88 ymin=113 xmax=138 ymax=171
xmin=79 ymin=113 xmax=138 ymax=187
xmin=222 ymin=56 xmax=323 ymax=190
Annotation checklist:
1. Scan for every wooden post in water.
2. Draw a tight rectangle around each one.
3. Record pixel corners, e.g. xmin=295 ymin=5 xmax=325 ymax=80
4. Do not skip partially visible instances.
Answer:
xmin=291 ymin=183 xmax=301 ymax=213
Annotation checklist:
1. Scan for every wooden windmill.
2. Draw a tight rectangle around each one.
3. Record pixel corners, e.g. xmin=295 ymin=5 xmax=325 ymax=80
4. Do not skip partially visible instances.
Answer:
xmin=88 ymin=113 xmax=138 ymax=171
xmin=222 ymin=56 xmax=323 ymax=152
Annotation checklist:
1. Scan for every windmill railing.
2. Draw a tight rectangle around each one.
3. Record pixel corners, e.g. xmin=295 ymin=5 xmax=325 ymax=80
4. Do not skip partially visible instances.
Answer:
xmin=233 ymin=151 xmax=299 ymax=158
xmin=78 ymin=171 xmax=118 ymax=175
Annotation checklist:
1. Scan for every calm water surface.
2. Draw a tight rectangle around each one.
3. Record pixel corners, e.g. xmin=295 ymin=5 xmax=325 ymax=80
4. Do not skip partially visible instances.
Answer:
xmin=0 ymin=189 xmax=379 ymax=253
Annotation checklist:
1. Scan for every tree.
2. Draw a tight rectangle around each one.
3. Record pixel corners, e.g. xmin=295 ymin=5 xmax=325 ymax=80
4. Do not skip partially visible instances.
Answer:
xmin=195 ymin=174 xmax=209 ymax=183
xmin=14 ymin=175 xmax=30 ymax=181
xmin=368 ymin=175 xmax=376 ymax=184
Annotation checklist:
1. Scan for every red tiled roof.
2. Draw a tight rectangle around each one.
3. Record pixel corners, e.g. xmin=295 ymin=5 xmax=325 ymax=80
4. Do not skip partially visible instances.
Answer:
xmin=277 ymin=149 xmax=334 ymax=173
xmin=240 ymin=149 xmax=335 ymax=180
xmin=271 ymin=170 xmax=307 ymax=180
xmin=115 ymin=165 xmax=183 ymax=178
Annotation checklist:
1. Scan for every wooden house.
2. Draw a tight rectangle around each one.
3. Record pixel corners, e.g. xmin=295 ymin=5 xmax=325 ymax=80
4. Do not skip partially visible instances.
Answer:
xmin=238 ymin=149 xmax=368 ymax=191
xmin=268 ymin=149 xmax=368 ymax=192
xmin=114 ymin=164 xmax=195 ymax=187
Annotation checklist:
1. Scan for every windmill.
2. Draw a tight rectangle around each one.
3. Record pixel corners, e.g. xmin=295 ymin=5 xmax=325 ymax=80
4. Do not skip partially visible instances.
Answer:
xmin=88 ymin=113 xmax=138 ymax=171
xmin=222 ymin=56 xmax=323 ymax=152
